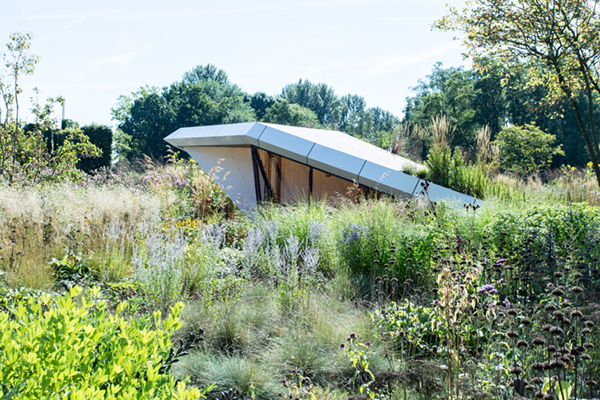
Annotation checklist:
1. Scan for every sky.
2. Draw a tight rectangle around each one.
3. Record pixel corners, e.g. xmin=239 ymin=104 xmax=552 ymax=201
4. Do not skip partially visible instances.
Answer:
xmin=1 ymin=0 xmax=469 ymax=129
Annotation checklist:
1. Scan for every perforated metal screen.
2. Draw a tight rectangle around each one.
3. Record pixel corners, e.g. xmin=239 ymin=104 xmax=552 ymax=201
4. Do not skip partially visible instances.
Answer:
xmin=253 ymin=146 xmax=367 ymax=204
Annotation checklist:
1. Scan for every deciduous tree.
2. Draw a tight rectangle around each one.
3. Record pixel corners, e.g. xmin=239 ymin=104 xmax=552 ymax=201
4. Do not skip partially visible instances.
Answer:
xmin=436 ymin=0 xmax=600 ymax=186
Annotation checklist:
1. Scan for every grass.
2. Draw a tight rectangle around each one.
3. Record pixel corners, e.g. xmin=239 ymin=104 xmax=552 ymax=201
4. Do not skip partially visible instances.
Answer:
xmin=2 ymin=160 xmax=600 ymax=400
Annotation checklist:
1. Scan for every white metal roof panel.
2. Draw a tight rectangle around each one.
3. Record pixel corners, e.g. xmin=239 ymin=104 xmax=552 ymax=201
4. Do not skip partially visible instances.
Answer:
xmin=420 ymin=181 xmax=477 ymax=205
xmin=257 ymin=125 xmax=315 ymax=164
xmin=358 ymin=162 xmax=421 ymax=197
xmin=307 ymin=144 xmax=366 ymax=181
xmin=213 ymin=122 xmax=256 ymax=146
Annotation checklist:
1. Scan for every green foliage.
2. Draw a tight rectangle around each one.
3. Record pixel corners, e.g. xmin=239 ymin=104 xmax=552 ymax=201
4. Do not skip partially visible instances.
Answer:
xmin=435 ymin=0 xmax=600 ymax=186
xmin=0 ymin=33 xmax=99 ymax=184
xmin=404 ymin=63 xmax=480 ymax=150
xmin=426 ymin=140 xmax=452 ymax=188
xmin=249 ymin=92 xmax=276 ymax=121
xmin=0 ymin=286 xmax=209 ymax=399
xmin=114 ymin=65 xmax=254 ymax=161
xmin=78 ymin=124 xmax=113 ymax=172
xmin=335 ymin=200 xmax=437 ymax=297
xmin=492 ymin=123 xmax=564 ymax=175
xmin=261 ymin=100 xmax=320 ymax=128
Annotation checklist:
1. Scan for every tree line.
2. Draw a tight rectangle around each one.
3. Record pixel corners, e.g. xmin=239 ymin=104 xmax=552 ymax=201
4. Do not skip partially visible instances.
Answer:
xmin=113 ymin=61 xmax=595 ymax=174
xmin=111 ymin=64 xmax=401 ymax=161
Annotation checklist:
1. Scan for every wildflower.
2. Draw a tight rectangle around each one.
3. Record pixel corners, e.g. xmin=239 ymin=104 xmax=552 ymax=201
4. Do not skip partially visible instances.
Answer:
xmin=340 ymin=343 xmax=346 ymax=349
xmin=349 ymin=332 xmax=357 ymax=340
xmin=365 ymin=341 xmax=371 ymax=347
xmin=504 ymin=298 xmax=511 ymax=308
xmin=496 ymin=258 xmax=507 ymax=265
xmin=477 ymin=284 xmax=495 ymax=293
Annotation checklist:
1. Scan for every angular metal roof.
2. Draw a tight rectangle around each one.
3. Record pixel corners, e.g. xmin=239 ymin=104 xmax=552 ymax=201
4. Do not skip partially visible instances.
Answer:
xmin=164 ymin=122 xmax=478 ymax=212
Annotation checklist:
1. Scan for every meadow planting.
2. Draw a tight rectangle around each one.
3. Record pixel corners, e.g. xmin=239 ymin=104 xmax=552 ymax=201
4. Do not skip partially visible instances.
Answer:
xmin=1 ymin=160 xmax=599 ymax=400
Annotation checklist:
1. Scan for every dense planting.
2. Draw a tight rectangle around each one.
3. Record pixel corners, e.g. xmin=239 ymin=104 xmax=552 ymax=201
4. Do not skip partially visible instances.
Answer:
xmin=1 ymin=161 xmax=600 ymax=399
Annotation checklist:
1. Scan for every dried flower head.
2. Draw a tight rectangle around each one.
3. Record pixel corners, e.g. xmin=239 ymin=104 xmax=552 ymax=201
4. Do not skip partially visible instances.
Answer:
xmin=572 ymin=286 xmax=584 ymax=294
xmin=571 ymin=310 xmax=583 ymax=318
xmin=549 ymin=326 xmax=563 ymax=336
xmin=507 ymin=330 xmax=519 ymax=338
xmin=532 ymin=337 xmax=546 ymax=346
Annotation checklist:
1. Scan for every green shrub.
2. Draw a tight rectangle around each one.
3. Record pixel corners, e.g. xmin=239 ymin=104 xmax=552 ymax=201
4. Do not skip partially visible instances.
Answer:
xmin=78 ymin=124 xmax=113 ymax=173
xmin=0 ymin=286 xmax=210 ymax=399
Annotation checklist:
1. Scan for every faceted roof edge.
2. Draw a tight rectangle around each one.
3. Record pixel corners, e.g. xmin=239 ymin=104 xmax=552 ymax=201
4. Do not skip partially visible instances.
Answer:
xmin=164 ymin=122 xmax=480 ymax=204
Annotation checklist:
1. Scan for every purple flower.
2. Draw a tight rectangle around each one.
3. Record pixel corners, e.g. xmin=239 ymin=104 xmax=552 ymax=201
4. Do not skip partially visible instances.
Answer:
xmin=340 ymin=343 xmax=346 ymax=349
xmin=477 ymin=284 xmax=496 ymax=293
xmin=365 ymin=341 xmax=371 ymax=347
xmin=496 ymin=258 xmax=507 ymax=265
xmin=489 ymin=289 xmax=498 ymax=294
xmin=504 ymin=297 xmax=511 ymax=308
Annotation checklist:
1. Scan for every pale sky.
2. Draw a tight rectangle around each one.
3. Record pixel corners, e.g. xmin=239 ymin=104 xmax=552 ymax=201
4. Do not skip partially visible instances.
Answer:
xmin=1 ymin=0 xmax=469 ymax=128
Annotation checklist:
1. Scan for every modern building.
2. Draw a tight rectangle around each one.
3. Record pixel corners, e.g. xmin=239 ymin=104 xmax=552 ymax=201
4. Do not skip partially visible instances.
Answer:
xmin=164 ymin=122 xmax=477 ymax=214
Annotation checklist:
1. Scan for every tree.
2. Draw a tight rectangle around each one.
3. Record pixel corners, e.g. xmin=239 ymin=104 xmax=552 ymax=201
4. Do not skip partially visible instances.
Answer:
xmin=261 ymin=100 xmax=320 ymax=128
xmin=249 ymin=92 xmax=276 ymax=121
xmin=118 ymin=93 xmax=176 ymax=160
xmin=403 ymin=63 xmax=480 ymax=150
xmin=436 ymin=0 xmax=600 ymax=186
xmin=113 ymin=65 xmax=255 ymax=160
xmin=77 ymin=124 xmax=113 ymax=172
xmin=0 ymin=33 xmax=99 ymax=183
xmin=492 ymin=123 xmax=564 ymax=175
xmin=280 ymin=79 xmax=341 ymax=127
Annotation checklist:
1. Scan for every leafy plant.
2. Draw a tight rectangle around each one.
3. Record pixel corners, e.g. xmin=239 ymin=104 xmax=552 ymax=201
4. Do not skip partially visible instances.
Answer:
xmin=0 ymin=286 xmax=212 ymax=399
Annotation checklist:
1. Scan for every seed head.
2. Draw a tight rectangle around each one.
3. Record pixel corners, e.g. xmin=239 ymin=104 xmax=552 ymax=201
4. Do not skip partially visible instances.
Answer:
xmin=507 ymin=330 xmax=519 ymax=338
xmin=570 ymin=310 xmax=583 ymax=318
xmin=510 ymin=366 xmax=523 ymax=375
xmin=532 ymin=337 xmax=546 ymax=346
xmin=549 ymin=326 xmax=563 ymax=336
xmin=552 ymin=311 xmax=564 ymax=320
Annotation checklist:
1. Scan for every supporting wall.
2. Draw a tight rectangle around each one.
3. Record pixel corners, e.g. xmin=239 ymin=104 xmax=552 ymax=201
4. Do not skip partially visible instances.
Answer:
xmin=184 ymin=145 xmax=257 ymax=212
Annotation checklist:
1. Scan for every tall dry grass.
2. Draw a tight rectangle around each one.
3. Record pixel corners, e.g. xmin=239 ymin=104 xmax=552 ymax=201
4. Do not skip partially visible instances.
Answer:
xmin=0 ymin=183 xmax=161 ymax=289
